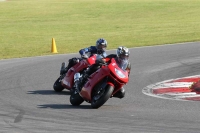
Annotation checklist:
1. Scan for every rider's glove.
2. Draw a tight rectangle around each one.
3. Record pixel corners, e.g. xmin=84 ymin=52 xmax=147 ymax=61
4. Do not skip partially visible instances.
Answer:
xmin=81 ymin=54 xmax=88 ymax=59
xmin=95 ymin=58 xmax=106 ymax=65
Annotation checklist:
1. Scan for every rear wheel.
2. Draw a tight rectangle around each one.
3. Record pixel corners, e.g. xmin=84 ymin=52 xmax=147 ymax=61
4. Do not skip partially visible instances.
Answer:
xmin=53 ymin=77 xmax=64 ymax=92
xmin=91 ymin=84 xmax=114 ymax=109
xmin=70 ymin=91 xmax=84 ymax=106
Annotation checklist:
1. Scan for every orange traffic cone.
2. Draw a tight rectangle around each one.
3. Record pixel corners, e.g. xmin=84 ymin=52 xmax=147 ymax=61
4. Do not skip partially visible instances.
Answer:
xmin=51 ymin=38 xmax=58 ymax=53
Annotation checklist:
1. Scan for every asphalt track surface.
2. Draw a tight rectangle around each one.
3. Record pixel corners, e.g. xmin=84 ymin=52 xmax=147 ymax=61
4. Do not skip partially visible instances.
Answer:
xmin=0 ymin=42 xmax=200 ymax=133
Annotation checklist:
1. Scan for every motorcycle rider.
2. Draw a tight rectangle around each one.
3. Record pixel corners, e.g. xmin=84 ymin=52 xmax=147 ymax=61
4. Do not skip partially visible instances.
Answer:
xmin=76 ymin=46 xmax=131 ymax=99
xmin=60 ymin=38 xmax=108 ymax=75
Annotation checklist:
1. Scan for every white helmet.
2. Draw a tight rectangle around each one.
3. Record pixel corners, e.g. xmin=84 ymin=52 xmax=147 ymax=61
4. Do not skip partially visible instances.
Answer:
xmin=116 ymin=46 xmax=130 ymax=60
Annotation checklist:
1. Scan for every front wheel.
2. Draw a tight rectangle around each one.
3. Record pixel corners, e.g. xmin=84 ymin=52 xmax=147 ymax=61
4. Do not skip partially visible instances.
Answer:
xmin=70 ymin=91 xmax=84 ymax=106
xmin=53 ymin=77 xmax=64 ymax=92
xmin=91 ymin=85 xmax=114 ymax=109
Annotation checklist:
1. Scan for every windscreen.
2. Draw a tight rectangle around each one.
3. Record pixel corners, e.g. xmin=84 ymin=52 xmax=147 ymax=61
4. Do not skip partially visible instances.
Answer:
xmin=115 ymin=58 xmax=128 ymax=70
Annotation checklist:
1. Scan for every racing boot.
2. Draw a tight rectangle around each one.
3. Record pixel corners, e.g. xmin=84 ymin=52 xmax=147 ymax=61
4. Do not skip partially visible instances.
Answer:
xmin=60 ymin=62 xmax=69 ymax=75
xmin=60 ymin=62 xmax=66 ymax=75
xmin=76 ymin=70 xmax=90 ymax=92
xmin=73 ymin=73 xmax=81 ymax=93
xmin=60 ymin=58 xmax=80 ymax=75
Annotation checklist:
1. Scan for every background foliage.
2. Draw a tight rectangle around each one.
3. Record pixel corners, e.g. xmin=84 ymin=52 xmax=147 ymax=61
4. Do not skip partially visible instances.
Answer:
xmin=0 ymin=0 xmax=200 ymax=59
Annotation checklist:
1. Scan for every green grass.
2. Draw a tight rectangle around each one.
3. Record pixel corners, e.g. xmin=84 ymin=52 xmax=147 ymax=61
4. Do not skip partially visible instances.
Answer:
xmin=0 ymin=0 xmax=200 ymax=59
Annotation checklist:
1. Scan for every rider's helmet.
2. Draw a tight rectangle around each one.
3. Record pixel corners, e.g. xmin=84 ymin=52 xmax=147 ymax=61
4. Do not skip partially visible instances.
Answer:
xmin=96 ymin=38 xmax=107 ymax=54
xmin=116 ymin=46 xmax=130 ymax=66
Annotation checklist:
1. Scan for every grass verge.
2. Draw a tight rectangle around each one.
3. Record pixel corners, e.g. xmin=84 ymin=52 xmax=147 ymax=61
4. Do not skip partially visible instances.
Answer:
xmin=0 ymin=0 xmax=200 ymax=59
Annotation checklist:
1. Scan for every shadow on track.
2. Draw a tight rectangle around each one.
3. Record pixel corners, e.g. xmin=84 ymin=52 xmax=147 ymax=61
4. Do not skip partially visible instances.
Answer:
xmin=37 ymin=104 xmax=92 ymax=109
xmin=27 ymin=90 xmax=71 ymax=95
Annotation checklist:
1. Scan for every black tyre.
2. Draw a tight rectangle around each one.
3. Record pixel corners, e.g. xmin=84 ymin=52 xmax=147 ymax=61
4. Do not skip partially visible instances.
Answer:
xmin=70 ymin=91 xmax=84 ymax=106
xmin=53 ymin=77 xmax=64 ymax=92
xmin=91 ymin=85 xmax=114 ymax=109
